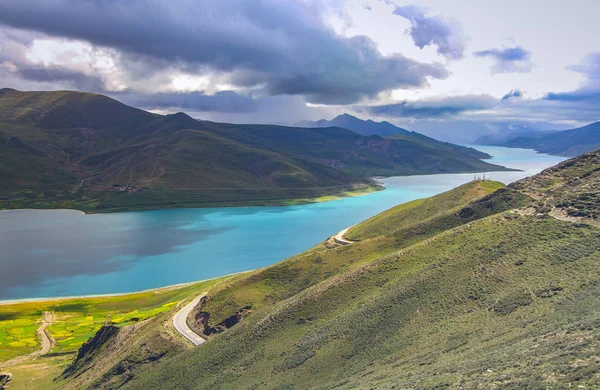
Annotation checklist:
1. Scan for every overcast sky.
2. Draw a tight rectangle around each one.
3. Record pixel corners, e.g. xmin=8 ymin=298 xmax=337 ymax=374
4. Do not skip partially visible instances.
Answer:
xmin=0 ymin=0 xmax=599 ymax=140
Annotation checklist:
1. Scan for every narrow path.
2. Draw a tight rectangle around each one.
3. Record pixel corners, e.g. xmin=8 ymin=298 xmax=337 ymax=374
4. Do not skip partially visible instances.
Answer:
xmin=172 ymin=294 xmax=207 ymax=346
xmin=333 ymin=226 xmax=355 ymax=245
xmin=0 ymin=311 xmax=55 ymax=371
xmin=36 ymin=311 xmax=55 ymax=355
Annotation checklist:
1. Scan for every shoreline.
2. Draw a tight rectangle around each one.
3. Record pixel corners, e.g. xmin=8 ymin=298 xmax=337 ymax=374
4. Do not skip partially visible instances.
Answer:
xmin=0 ymin=270 xmax=254 ymax=305
xmin=0 ymin=182 xmax=385 ymax=215
xmin=0 ymin=164 xmax=518 ymax=216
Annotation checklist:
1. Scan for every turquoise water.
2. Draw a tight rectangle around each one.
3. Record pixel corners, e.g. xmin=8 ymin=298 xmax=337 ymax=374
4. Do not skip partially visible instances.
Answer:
xmin=0 ymin=146 xmax=566 ymax=300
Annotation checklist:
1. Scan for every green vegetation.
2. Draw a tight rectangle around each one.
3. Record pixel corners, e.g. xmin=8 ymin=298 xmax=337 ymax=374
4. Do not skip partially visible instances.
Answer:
xmin=0 ymin=277 xmax=228 ymax=363
xmin=6 ymin=151 xmax=600 ymax=389
xmin=346 ymin=179 xmax=505 ymax=240
xmin=0 ymin=88 xmax=509 ymax=212
xmin=39 ymin=150 xmax=597 ymax=389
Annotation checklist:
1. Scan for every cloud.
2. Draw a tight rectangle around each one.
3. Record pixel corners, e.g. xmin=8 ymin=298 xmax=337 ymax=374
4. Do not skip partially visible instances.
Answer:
xmin=116 ymin=91 xmax=261 ymax=113
xmin=474 ymin=46 xmax=534 ymax=74
xmin=361 ymin=94 xmax=497 ymax=118
xmin=567 ymin=52 xmax=600 ymax=83
xmin=542 ymin=52 xmax=600 ymax=105
xmin=17 ymin=66 xmax=106 ymax=92
xmin=0 ymin=0 xmax=448 ymax=104
xmin=501 ymin=89 xmax=523 ymax=101
xmin=392 ymin=5 xmax=467 ymax=60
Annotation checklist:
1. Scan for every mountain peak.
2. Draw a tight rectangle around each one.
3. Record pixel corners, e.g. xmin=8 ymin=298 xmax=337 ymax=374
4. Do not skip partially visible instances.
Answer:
xmin=333 ymin=113 xmax=359 ymax=120
xmin=308 ymin=113 xmax=410 ymax=137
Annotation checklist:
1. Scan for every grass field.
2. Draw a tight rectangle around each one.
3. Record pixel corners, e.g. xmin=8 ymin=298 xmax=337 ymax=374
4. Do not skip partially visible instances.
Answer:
xmin=0 ymin=277 xmax=230 ymax=363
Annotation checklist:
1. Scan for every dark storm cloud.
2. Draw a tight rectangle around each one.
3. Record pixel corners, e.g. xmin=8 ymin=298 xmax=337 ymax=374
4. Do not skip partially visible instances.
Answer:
xmin=0 ymin=0 xmax=448 ymax=104
xmin=393 ymin=5 xmax=466 ymax=60
xmin=501 ymin=89 xmax=523 ymax=101
xmin=117 ymin=91 xmax=261 ymax=113
xmin=17 ymin=66 xmax=106 ymax=92
xmin=362 ymin=94 xmax=497 ymax=118
xmin=474 ymin=46 xmax=534 ymax=74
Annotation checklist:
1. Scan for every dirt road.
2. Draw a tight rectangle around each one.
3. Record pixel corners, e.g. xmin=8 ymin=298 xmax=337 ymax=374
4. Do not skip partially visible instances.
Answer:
xmin=0 ymin=312 xmax=55 ymax=371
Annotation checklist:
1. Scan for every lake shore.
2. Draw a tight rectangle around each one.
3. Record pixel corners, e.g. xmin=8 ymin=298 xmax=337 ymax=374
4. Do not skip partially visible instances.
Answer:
xmin=0 ymin=270 xmax=253 ymax=305
xmin=0 ymin=147 xmax=567 ymax=301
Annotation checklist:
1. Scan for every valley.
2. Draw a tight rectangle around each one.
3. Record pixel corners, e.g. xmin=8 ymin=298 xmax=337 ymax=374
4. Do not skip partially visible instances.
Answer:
xmin=2 ymin=148 xmax=599 ymax=389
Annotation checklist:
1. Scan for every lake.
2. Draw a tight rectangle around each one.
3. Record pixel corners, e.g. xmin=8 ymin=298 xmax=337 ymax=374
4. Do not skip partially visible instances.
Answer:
xmin=0 ymin=146 xmax=566 ymax=300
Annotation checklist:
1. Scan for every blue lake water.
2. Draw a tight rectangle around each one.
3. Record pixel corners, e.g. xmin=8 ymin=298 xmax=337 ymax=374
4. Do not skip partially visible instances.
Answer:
xmin=0 ymin=146 xmax=566 ymax=300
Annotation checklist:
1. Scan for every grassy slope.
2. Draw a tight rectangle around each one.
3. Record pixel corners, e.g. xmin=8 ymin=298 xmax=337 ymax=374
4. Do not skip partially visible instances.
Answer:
xmin=132 ymin=214 xmax=600 ymax=390
xmin=101 ymin=151 xmax=600 ymax=389
xmin=346 ymin=180 xmax=504 ymax=240
xmin=0 ymin=89 xmax=509 ymax=212
xmin=0 ymin=277 xmax=229 ymax=363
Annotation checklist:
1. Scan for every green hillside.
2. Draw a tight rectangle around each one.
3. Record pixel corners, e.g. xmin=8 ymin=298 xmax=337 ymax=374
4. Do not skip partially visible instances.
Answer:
xmin=0 ymin=89 xmax=510 ymax=212
xmin=123 ymin=151 xmax=599 ymax=389
xmin=27 ymin=150 xmax=598 ymax=389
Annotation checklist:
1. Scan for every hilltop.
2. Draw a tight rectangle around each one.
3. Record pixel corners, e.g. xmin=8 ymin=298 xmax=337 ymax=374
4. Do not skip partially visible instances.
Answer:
xmin=0 ymin=89 xmax=509 ymax=212
xmin=38 ymin=149 xmax=600 ymax=389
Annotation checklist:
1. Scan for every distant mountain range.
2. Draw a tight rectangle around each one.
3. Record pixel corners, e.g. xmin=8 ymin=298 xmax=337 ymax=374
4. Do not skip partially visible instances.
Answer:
xmin=475 ymin=121 xmax=600 ymax=156
xmin=296 ymin=113 xmax=410 ymax=137
xmin=0 ymin=89 xmax=509 ymax=212
xmin=297 ymin=113 xmax=492 ymax=160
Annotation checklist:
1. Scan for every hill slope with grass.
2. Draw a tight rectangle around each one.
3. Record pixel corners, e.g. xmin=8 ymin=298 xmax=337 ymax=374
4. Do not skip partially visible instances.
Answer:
xmin=0 ymin=89 xmax=508 ymax=212
xmin=39 ymin=150 xmax=600 ymax=389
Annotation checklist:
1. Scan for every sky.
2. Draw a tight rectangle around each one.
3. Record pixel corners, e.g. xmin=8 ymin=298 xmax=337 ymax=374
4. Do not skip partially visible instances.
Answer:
xmin=0 ymin=0 xmax=599 ymax=141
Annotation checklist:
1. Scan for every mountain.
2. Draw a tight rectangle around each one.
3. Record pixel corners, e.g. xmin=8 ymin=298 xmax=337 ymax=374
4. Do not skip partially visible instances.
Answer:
xmin=298 ymin=113 xmax=491 ymax=160
xmin=476 ymin=121 xmax=600 ymax=156
xmin=55 ymin=150 xmax=600 ymax=389
xmin=473 ymin=124 xmax=555 ymax=145
xmin=297 ymin=113 xmax=410 ymax=137
xmin=0 ymin=89 xmax=509 ymax=212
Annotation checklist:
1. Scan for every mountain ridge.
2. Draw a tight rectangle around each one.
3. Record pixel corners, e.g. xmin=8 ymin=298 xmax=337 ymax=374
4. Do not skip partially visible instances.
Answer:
xmin=0 ymin=89 xmax=510 ymax=212
xmin=475 ymin=121 xmax=600 ymax=156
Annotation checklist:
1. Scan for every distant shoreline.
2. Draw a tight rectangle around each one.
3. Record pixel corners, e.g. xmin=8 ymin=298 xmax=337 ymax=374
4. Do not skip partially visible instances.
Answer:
xmin=0 ymin=182 xmax=384 ymax=215
xmin=0 ymin=270 xmax=254 ymax=305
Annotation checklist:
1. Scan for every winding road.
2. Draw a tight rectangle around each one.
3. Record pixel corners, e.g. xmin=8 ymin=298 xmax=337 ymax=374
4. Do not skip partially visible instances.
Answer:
xmin=36 ymin=311 xmax=55 ymax=355
xmin=172 ymin=294 xmax=207 ymax=346
xmin=333 ymin=226 xmax=355 ymax=245
xmin=0 ymin=311 xmax=55 ymax=371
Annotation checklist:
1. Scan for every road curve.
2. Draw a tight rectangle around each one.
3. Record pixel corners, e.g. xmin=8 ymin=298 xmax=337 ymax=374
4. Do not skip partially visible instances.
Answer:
xmin=0 ymin=312 xmax=55 ymax=370
xmin=333 ymin=226 xmax=355 ymax=245
xmin=172 ymin=294 xmax=207 ymax=346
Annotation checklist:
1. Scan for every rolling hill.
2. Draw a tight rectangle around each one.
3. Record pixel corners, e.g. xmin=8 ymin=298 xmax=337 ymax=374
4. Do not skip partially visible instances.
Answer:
xmin=0 ymin=89 xmax=509 ymax=212
xmin=476 ymin=121 xmax=600 ymax=157
xmin=49 ymin=149 xmax=600 ymax=389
